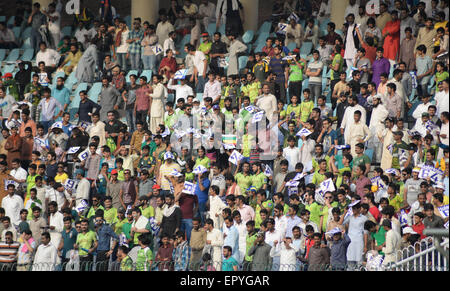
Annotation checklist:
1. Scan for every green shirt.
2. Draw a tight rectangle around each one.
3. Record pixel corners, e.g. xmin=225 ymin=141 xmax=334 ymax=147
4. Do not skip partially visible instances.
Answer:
xmin=353 ymin=154 xmax=371 ymax=171
xmin=305 ymin=202 xmax=322 ymax=227
xmin=285 ymin=104 xmax=301 ymax=120
xmin=235 ymin=173 xmax=253 ymax=195
xmin=198 ymin=42 xmax=212 ymax=61
xmin=392 ymin=141 xmax=408 ymax=169
xmin=311 ymin=171 xmax=326 ymax=186
xmin=319 ymin=202 xmax=338 ymax=232
xmin=141 ymin=205 xmax=155 ymax=219
xmin=136 ymin=246 xmax=154 ymax=271
xmin=330 ymin=53 xmax=343 ymax=80
xmin=122 ymin=222 xmax=134 ymax=248
xmin=251 ymin=172 xmax=267 ymax=190
xmin=245 ymin=232 xmax=258 ymax=261
xmin=371 ymin=226 xmax=387 ymax=255
xmin=26 ymin=174 xmax=38 ymax=199
xmin=76 ymin=230 xmax=97 ymax=256
xmin=114 ymin=218 xmax=128 ymax=235
xmin=87 ymin=205 xmax=105 ymax=219
xmin=104 ymin=207 xmax=118 ymax=225
xmin=255 ymin=200 xmax=274 ymax=228
xmin=299 ymin=100 xmax=314 ymax=122
xmin=289 ymin=63 xmax=305 ymax=82
xmin=195 ymin=156 xmax=211 ymax=169
xmin=120 ymin=255 xmax=134 ymax=271
xmin=435 ymin=71 xmax=449 ymax=91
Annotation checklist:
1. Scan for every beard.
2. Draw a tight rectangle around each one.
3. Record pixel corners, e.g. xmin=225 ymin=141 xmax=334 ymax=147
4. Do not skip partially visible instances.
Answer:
xmin=56 ymin=84 xmax=64 ymax=90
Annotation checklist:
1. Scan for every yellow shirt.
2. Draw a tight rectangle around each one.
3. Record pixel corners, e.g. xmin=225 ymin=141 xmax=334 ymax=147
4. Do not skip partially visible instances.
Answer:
xmin=55 ymin=173 xmax=69 ymax=184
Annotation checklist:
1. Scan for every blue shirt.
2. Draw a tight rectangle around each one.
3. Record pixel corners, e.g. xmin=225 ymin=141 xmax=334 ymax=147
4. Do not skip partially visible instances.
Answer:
xmin=61 ymin=227 xmax=78 ymax=258
xmin=222 ymin=256 xmax=239 ymax=271
xmin=195 ymin=178 xmax=211 ymax=204
xmin=223 ymin=225 xmax=240 ymax=262
xmin=269 ymin=56 xmax=287 ymax=84
xmin=323 ymin=129 xmax=338 ymax=154
xmin=52 ymin=87 xmax=71 ymax=118
xmin=96 ymin=223 xmax=119 ymax=251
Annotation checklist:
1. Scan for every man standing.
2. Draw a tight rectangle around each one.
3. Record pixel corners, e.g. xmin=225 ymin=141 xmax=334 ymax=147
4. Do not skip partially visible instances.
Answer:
xmin=269 ymin=46 xmax=289 ymax=104
xmin=415 ymin=17 xmax=437 ymax=57
xmin=189 ymin=217 xmax=206 ymax=269
xmin=160 ymin=194 xmax=182 ymax=238
xmin=256 ymin=84 xmax=277 ymax=122
xmin=2 ymin=184 xmax=23 ymax=228
xmin=32 ymin=232 xmax=58 ymax=271
xmin=28 ymin=2 xmax=47 ymax=54
xmin=37 ymin=88 xmax=63 ymax=132
xmin=127 ymin=21 xmax=144 ymax=71
xmin=381 ymin=219 xmax=401 ymax=267
xmin=99 ymin=77 xmax=121 ymax=121
xmin=348 ymin=110 xmax=372 ymax=158
xmin=307 ymin=233 xmax=330 ymax=271
xmin=74 ymin=219 xmax=98 ymax=271
xmin=173 ymin=230 xmax=191 ymax=271
xmin=343 ymin=14 xmax=359 ymax=70
xmin=247 ymin=231 xmax=272 ymax=271
xmin=47 ymin=201 xmax=64 ymax=249
xmin=205 ymin=218 xmax=223 ymax=270
xmin=94 ymin=211 xmax=118 ymax=271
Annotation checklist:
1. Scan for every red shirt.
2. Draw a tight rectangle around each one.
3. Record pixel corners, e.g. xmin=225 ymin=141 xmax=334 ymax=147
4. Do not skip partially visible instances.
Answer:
xmin=362 ymin=42 xmax=376 ymax=64
xmin=412 ymin=223 xmax=426 ymax=240
xmin=369 ymin=206 xmax=381 ymax=222
xmin=179 ymin=193 xmax=198 ymax=219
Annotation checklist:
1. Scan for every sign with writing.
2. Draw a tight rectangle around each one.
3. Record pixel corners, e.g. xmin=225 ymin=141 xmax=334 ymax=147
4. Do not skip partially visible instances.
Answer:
xmin=174 ymin=69 xmax=188 ymax=80
xmin=152 ymin=44 xmax=163 ymax=55
xmin=319 ymin=178 xmax=336 ymax=193
xmin=264 ymin=164 xmax=273 ymax=177
xmin=193 ymin=165 xmax=208 ymax=175
xmin=182 ymin=181 xmax=195 ymax=195
xmin=277 ymin=23 xmax=287 ymax=34
xmin=67 ymin=147 xmax=80 ymax=154
xmin=418 ymin=166 xmax=444 ymax=183
xmin=4 ymin=180 xmax=19 ymax=190
xmin=296 ymin=128 xmax=312 ymax=138
xmin=64 ymin=179 xmax=77 ymax=190
xmin=228 ymin=150 xmax=244 ymax=165
xmin=78 ymin=149 xmax=90 ymax=161
xmin=252 ymin=111 xmax=265 ymax=123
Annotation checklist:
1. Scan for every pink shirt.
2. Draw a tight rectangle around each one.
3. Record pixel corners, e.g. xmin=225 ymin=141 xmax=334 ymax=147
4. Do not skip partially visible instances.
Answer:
xmin=238 ymin=204 xmax=255 ymax=224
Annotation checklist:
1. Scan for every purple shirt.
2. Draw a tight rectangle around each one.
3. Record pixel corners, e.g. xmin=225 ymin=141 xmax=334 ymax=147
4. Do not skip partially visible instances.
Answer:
xmin=371 ymin=57 xmax=390 ymax=88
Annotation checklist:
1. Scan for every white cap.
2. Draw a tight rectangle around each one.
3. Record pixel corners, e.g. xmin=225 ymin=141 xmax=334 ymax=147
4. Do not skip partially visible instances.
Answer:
xmin=402 ymin=227 xmax=417 ymax=235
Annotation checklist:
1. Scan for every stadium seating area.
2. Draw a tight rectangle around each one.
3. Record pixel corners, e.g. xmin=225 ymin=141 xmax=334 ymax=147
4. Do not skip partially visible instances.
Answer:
xmin=0 ymin=14 xmax=435 ymax=121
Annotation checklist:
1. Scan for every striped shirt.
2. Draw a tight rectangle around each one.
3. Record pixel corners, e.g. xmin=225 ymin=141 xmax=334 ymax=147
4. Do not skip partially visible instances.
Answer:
xmin=127 ymin=29 xmax=144 ymax=54
xmin=0 ymin=241 xmax=20 ymax=263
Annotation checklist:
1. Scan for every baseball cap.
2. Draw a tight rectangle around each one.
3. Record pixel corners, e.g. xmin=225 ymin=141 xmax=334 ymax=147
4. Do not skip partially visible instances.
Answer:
xmin=152 ymin=184 xmax=161 ymax=190
xmin=412 ymin=167 xmax=421 ymax=173
xmin=2 ymin=73 xmax=13 ymax=78
xmin=435 ymin=183 xmax=445 ymax=190
xmin=193 ymin=98 xmax=200 ymax=103
xmin=201 ymin=32 xmax=209 ymax=37
xmin=212 ymin=104 xmax=220 ymax=110
xmin=164 ymin=151 xmax=174 ymax=160
xmin=402 ymin=227 xmax=417 ymax=235
xmin=111 ymin=169 xmax=118 ymax=175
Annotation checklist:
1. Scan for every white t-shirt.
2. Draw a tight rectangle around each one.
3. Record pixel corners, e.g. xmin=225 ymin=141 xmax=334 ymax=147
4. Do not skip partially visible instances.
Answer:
xmin=10 ymin=167 xmax=28 ymax=182
xmin=193 ymin=51 xmax=208 ymax=76
xmin=116 ymin=30 xmax=130 ymax=54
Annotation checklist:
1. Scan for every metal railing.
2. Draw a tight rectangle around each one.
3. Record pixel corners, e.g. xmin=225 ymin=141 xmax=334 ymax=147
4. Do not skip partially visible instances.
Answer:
xmin=386 ymin=237 xmax=449 ymax=271
xmin=0 ymin=261 xmax=367 ymax=272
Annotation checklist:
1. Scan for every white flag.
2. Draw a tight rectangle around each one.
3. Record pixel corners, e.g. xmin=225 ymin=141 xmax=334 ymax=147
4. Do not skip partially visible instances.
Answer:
xmin=78 ymin=149 xmax=90 ymax=161
xmin=228 ymin=150 xmax=244 ymax=165
xmin=67 ymin=147 xmax=80 ymax=154
xmin=174 ymin=69 xmax=188 ymax=80
xmin=193 ymin=165 xmax=208 ymax=175
xmin=296 ymin=128 xmax=312 ymax=137
xmin=264 ymin=164 xmax=273 ymax=177
xmin=182 ymin=182 xmax=195 ymax=195
xmin=152 ymin=44 xmax=163 ymax=55
xmin=252 ymin=111 xmax=264 ymax=123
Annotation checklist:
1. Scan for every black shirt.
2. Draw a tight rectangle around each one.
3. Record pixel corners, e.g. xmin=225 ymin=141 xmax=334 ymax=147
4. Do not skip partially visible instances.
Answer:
xmin=92 ymin=32 xmax=113 ymax=53
xmin=78 ymin=98 xmax=102 ymax=123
